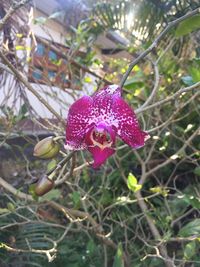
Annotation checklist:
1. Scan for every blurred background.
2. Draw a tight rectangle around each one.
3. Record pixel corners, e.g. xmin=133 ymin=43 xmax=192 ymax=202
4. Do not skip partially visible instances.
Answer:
xmin=0 ymin=0 xmax=200 ymax=266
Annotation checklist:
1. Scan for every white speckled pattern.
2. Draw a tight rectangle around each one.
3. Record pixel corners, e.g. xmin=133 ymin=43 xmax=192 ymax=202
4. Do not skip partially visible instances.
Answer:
xmin=65 ymin=85 xmax=149 ymax=166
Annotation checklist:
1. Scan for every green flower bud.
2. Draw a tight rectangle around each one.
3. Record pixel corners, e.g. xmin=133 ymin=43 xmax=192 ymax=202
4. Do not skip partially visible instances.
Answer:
xmin=34 ymin=175 xmax=54 ymax=196
xmin=33 ymin=137 xmax=60 ymax=159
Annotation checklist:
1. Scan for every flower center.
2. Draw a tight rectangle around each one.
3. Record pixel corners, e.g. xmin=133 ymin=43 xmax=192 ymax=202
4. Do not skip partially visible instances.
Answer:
xmin=90 ymin=128 xmax=112 ymax=150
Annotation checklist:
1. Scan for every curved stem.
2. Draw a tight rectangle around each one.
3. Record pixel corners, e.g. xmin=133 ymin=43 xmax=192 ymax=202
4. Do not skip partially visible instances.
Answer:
xmin=120 ymin=7 xmax=200 ymax=88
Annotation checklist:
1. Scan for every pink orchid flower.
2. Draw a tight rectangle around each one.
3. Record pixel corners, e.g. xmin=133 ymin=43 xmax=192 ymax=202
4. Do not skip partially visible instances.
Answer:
xmin=65 ymin=84 xmax=149 ymax=168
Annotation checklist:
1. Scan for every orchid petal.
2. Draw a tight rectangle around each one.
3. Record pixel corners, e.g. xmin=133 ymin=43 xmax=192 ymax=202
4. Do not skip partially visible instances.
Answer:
xmin=112 ymin=96 xmax=150 ymax=148
xmin=88 ymin=146 xmax=115 ymax=168
xmin=65 ymin=96 xmax=93 ymax=150
xmin=84 ymin=123 xmax=116 ymax=167
xmin=93 ymin=84 xmax=121 ymax=99
xmin=91 ymin=85 xmax=122 ymax=128
xmin=84 ymin=123 xmax=116 ymax=145
xmin=65 ymin=84 xmax=149 ymax=168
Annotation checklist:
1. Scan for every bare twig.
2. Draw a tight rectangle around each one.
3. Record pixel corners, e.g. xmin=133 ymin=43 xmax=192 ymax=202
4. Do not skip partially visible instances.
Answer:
xmin=120 ymin=7 xmax=200 ymax=87
xmin=136 ymin=81 xmax=200 ymax=114
xmin=0 ymin=50 xmax=65 ymax=123
xmin=0 ymin=176 xmax=33 ymax=201
xmin=138 ymin=59 xmax=160 ymax=111
xmin=145 ymin=127 xmax=199 ymax=176
xmin=0 ymin=242 xmax=57 ymax=262
xmin=48 ymin=201 xmax=130 ymax=266
xmin=135 ymin=191 xmax=175 ymax=267
xmin=0 ymin=0 xmax=30 ymax=31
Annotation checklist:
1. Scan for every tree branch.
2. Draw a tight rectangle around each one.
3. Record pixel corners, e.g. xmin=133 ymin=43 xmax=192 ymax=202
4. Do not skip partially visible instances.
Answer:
xmin=135 ymin=191 xmax=175 ymax=267
xmin=120 ymin=7 xmax=200 ymax=87
xmin=0 ymin=176 xmax=33 ymax=201
xmin=136 ymin=81 xmax=200 ymax=114
xmin=0 ymin=0 xmax=30 ymax=31
xmin=137 ymin=59 xmax=160 ymax=111
xmin=145 ymin=127 xmax=199 ymax=177
xmin=0 ymin=49 xmax=65 ymax=123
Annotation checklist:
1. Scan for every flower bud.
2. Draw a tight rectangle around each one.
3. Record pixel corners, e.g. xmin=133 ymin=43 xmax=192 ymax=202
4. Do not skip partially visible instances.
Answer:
xmin=33 ymin=137 xmax=60 ymax=159
xmin=34 ymin=175 xmax=54 ymax=196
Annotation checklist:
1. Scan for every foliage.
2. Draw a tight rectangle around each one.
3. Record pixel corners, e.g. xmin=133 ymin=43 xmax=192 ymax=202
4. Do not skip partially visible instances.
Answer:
xmin=175 ymin=14 xmax=200 ymax=37
xmin=0 ymin=1 xmax=200 ymax=267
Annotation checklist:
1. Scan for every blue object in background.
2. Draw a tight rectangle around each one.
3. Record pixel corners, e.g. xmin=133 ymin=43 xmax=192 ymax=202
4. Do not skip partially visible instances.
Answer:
xmin=61 ymin=73 xmax=69 ymax=83
xmin=35 ymin=43 xmax=45 ymax=56
xmin=48 ymin=70 xmax=56 ymax=81
xmin=48 ymin=50 xmax=57 ymax=62
xmin=32 ymin=68 xmax=43 ymax=80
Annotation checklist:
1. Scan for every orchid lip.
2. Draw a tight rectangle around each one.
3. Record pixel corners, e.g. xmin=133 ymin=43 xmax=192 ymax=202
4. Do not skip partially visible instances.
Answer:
xmin=88 ymin=140 xmax=113 ymax=151
xmin=89 ymin=124 xmax=115 ymax=151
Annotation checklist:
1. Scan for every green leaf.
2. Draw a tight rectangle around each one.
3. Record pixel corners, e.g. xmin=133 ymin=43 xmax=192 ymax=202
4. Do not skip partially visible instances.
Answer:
xmin=184 ymin=241 xmax=196 ymax=260
xmin=100 ymin=189 xmax=112 ymax=206
xmin=7 ymin=202 xmax=15 ymax=211
xmin=179 ymin=219 xmax=200 ymax=237
xmin=175 ymin=15 xmax=200 ymax=37
xmin=28 ymin=184 xmax=39 ymax=201
xmin=86 ymin=239 xmax=95 ymax=255
xmin=84 ymin=76 xmax=92 ymax=83
xmin=33 ymin=17 xmax=47 ymax=25
xmin=127 ymin=173 xmax=142 ymax=192
xmin=39 ymin=189 xmax=60 ymax=201
xmin=194 ymin=167 xmax=200 ymax=176
xmin=112 ymin=243 xmax=124 ymax=267
xmin=124 ymin=76 xmax=144 ymax=90
xmin=150 ymin=186 xmax=169 ymax=197
xmin=21 ymin=103 xmax=28 ymax=115
xmin=15 ymin=103 xmax=28 ymax=122
xmin=183 ymin=194 xmax=200 ymax=209
xmin=0 ymin=208 xmax=9 ymax=214
xmin=72 ymin=191 xmax=81 ymax=209
xmin=189 ymin=66 xmax=200 ymax=82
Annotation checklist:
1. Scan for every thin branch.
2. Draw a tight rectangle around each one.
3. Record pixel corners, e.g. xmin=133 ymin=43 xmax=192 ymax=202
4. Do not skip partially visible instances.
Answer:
xmin=46 ymin=151 xmax=75 ymax=176
xmin=138 ymin=59 xmax=160 ymax=111
xmin=0 ymin=159 xmax=91 ymax=200
xmin=48 ymin=201 xmax=130 ymax=266
xmin=145 ymin=127 xmax=199 ymax=176
xmin=136 ymin=81 xmax=200 ymax=114
xmin=55 ymin=161 xmax=92 ymax=185
xmin=0 ymin=0 xmax=30 ymax=31
xmin=170 ymin=208 xmax=195 ymax=228
xmin=163 ymin=235 xmax=199 ymax=243
xmin=120 ymin=7 xmax=200 ymax=87
xmin=0 ymin=176 xmax=33 ymax=201
xmin=0 ymin=62 xmax=13 ymax=74
xmin=0 ymin=50 xmax=65 ymax=123
xmin=0 ymin=242 xmax=57 ymax=262
xmin=145 ymin=89 xmax=200 ymax=136
xmin=135 ymin=191 xmax=175 ymax=267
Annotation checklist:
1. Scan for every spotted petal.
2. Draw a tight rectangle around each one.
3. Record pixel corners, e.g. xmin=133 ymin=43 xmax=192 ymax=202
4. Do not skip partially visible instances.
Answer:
xmin=65 ymin=96 xmax=93 ymax=150
xmin=92 ymin=84 xmax=121 ymax=99
xmin=65 ymin=84 xmax=149 ymax=168
xmin=112 ymin=96 xmax=150 ymax=148
xmin=91 ymin=85 xmax=122 ymax=128
xmin=84 ymin=123 xmax=116 ymax=167
xmin=88 ymin=146 xmax=115 ymax=168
